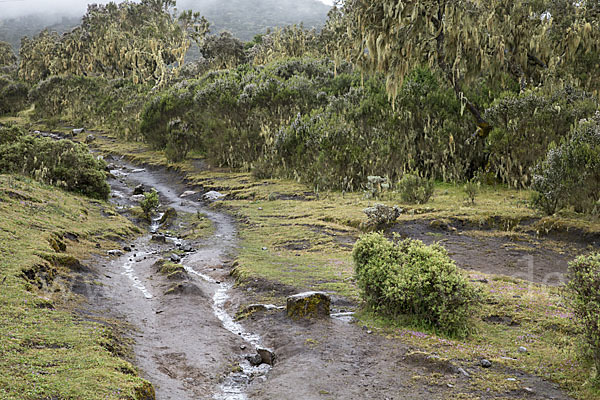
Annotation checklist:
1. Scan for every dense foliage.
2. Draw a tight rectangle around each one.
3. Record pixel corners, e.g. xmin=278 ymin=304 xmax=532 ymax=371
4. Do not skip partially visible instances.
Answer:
xmin=353 ymin=233 xmax=478 ymax=336
xmin=0 ymin=125 xmax=109 ymax=199
xmin=565 ymin=253 xmax=600 ymax=381
xmin=18 ymin=0 xmax=209 ymax=86
xmin=532 ymin=112 xmax=600 ymax=214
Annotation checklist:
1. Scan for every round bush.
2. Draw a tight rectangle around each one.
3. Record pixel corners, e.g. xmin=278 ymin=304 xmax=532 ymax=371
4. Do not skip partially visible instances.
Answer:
xmin=353 ymin=233 xmax=478 ymax=335
xmin=566 ymin=253 xmax=600 ymax=380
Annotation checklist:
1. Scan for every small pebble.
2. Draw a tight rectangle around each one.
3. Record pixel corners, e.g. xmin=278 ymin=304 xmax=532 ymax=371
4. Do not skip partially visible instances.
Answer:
xmin=507 ymin=378 xmax=517 ymax=382
xmin=518 ymin=346 xmax=528 ymax=353
xmin=261 ymin=247 xmax=267 ymax=251
xmin=480 ymin=359 xmax=492 ymax=368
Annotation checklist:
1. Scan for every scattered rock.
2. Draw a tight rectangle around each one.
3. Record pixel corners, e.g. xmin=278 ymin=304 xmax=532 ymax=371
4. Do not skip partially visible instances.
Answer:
xmin=107 ymin=250 xmax=124 ymax=257
xmin=132 ymin=168 xmax=146 ymax=173
xmin=457 ymin=367 xmax=470 ymax=377
xmin=240 ymin=345 xmax=246 ymax=350
xmin=133 ymin=184 xmax=146 ymax=195
xmin=182 ymin=244 xmax=193 ymax=252
xmin=261 ymin=247 xmax=268 ymax=251
xmin=170 ymin=254 xmax=181 ymax=263
xmin=518 ymin=346 xmax=528 ymax=353
xmin=286 ymin=291 xmax=330 ymax=319
xmin=245 ymin=353 xmax=262 ymax=366
xmin=85 ymin=134 xmax=95 ymax=144
xmin=123 ymin=246 xmax=132 ymax=252
xmin=204 ymin=191 xmax=225 ymax=201
xmin=180 ymin=190 xmax=196 ymax=198
xmin=480 ymin=359 xmax=492 ymax=368
xmin=72 ymin=128 xmax=85 ymax=135
xmin=151 ymin=234 xmax=166 ymax=243
xmin=257 ymin=347 xmax=276 ymax=366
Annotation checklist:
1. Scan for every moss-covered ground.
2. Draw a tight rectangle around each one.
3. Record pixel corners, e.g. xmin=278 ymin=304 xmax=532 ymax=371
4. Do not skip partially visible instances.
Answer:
xmin=0 ymin=174 xmax=153 ymax=400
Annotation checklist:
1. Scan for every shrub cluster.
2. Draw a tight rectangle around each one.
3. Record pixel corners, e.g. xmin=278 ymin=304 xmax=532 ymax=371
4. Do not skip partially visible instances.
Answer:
xmin=397 ymin=173 xmax=434 ymax=204
xmin=0 ymin=125 xmax=109 ymax=199
xmin=565 ymin=253 xmax=600 ymax=380
xmin=532 ymin=111 xmax=600 ymax=215
xmin=352 ymin=233 xmax=478 ymax=335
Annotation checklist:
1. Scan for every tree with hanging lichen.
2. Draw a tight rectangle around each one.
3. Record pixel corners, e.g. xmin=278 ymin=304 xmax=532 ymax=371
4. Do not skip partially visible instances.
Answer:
xmin=0 ymin=41 xmax=17 ymax=68
xmin=18 ymin=0 xmax=209 ymax=87
xmin=345 ymin=0 xmax=600 ymax=137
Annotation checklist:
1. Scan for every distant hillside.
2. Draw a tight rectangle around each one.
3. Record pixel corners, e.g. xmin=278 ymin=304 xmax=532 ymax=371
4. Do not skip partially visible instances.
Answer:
xmin=183 ymin=0 xmax=330 ymax=40
xmin=0 ymin=0 xmax=331 ymax=54
xmin=0 ymin=14 xmax=81 ymax=53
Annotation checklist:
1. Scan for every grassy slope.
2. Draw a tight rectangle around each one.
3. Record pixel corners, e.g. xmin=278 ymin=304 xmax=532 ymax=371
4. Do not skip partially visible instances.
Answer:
xmin=0 ymin=174 xmax=153 ymax=400
xmin=83 ymin=130 xmax=600 ymax=399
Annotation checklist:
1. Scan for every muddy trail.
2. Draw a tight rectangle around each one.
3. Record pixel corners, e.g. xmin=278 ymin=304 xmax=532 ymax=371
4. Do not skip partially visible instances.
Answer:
xmin=85 ymin=158 xmax=270 ymax=399
xmin=80 ymin=155 xmax=574 ymax=400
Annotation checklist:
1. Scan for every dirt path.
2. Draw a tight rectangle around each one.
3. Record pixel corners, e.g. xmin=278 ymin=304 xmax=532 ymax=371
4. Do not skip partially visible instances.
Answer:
xmin=85 ymin=159 xmax=269 ymax=399
xmin=81 ymin=156 xmax=574 ymax=400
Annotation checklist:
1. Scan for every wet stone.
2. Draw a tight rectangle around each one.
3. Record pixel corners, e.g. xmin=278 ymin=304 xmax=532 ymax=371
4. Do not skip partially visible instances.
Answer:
xmin=107 ymin=249 xmax=124 ymax=257
xmin=245 ymin=353 xmax=262 ymax=366
xmin=170 ymin=254 xmax=181 ymax=263
xmin=151 ymin=234 xmax=166 ymax=243
xmin=257 ymin=348 xmax=276 ymax=366
xmin=133 ymin=184 xmax=146 ymax=195
xmin=286 ymin=291 xmax=330 ymax=319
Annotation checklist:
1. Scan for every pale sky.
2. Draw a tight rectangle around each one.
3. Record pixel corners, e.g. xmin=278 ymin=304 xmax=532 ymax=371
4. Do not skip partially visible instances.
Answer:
xmin=0 ymin=0 xmax=334 ymax=19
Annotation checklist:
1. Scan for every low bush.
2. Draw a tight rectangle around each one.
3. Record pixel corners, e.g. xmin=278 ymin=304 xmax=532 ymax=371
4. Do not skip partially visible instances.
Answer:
xmin=140 ymin=189 xmax=159 ymax=217
xmin=397 ymin=173 xmax=434 ymax=204
xmin=532 ymin=111 xmax=600 ymax=215
xmin=352 ymin=233 xmax=478 ymax=335
xmin=362 ymin=204 xmax=402 ymax=229
xmin=565 ymin=253 xmax=600 ymax=381
xmin=0 ymin=126 xmax=109 ymax=199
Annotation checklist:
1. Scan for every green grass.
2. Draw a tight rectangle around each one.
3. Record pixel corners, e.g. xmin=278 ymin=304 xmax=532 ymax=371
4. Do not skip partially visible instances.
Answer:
xmin=0 ymin=174 xmax=152 ymax=400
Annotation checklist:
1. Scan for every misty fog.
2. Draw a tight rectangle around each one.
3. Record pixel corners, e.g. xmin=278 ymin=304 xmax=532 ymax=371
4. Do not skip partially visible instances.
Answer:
xmin=0 ymin=0 xmax=333 ymax=19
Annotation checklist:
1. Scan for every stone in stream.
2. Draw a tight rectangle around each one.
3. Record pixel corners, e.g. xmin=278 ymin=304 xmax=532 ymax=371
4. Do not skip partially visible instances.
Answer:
xmin=107 ymin=249 xmax=124 ymax=257
xmin=182 ymin=244 xmax=193 ymax=252
xmin=130 ymin=194 xmax=145 ymax=203
xmin=133 ymin=184 xmax=146 ymax=195
xmin=257 ymin=348 xmax=276 ymax=366
xmin=204 ymin=191 xmax=225 ymax=201
xmin=151 ymin=234 xmax=166 ymax=243
xmin=180 ymin=190 xmax=196 ymax=198
xmin=245 ymin=353 xmax=262 ymax=366
xmin=286 ymin=291 xmax=331 ymax=319
xmin=170 ymin=254 xmax=181 ymax=263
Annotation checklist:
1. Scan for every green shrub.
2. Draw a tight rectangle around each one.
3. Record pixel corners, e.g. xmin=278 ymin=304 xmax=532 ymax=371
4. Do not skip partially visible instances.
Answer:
xmin=352 ymin=233 xmax=478 ymax=335
xmin=0 ymin=76 xmax=28 ymax=115
xmin=532 ymin=111 xmax=600 ymax=215
xmin=464 ymin=178 xmax=480 ymax=205
xmin=140 ymin=189 xmax=159 ymax=217
xmin=565 ymin=253 xmax=600 ymax=381
xmin=397 ymin=173 xmax=434 ymax=204
xmin=0 ymin=126 xmax=109 ymax=199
